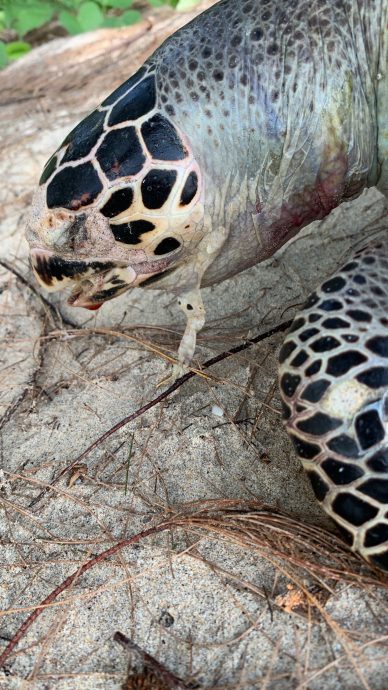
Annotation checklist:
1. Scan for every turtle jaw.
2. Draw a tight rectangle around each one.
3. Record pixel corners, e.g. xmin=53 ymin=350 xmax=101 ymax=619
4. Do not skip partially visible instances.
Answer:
xmin=30 ymin=248 xmax=140 ymax=310
xmin=29 ymin=248 xmax=121 ymax=292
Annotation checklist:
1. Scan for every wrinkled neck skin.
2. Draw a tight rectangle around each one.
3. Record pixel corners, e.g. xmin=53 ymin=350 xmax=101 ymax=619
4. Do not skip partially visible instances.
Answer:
xmin=375 ymin=0 xmax=388 ymax=197
xmin=150 ymin=0 xmax=387 ymax=290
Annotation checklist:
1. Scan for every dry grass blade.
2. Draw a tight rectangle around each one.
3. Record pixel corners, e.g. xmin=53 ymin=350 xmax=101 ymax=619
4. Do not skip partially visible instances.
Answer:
xmin=1 ymin=499 xmax=386 ymax=673
xmin=28 ymin=319 xmax=293 ymax=509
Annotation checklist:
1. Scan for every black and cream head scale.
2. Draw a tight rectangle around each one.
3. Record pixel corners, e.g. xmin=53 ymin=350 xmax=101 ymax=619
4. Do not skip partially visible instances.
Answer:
xmin=26 ymin=0 xmax=388 ymax=569
xmin=27 ymin=64 xmax=204 ymax=315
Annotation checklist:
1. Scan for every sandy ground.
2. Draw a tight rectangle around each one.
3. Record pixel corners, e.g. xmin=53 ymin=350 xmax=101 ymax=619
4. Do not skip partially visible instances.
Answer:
xmin=0 ymin=3 xmax=388 ymax=689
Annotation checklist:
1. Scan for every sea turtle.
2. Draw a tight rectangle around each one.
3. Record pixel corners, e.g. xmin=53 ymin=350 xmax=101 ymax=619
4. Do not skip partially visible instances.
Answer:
xmin=25 ymin=0 xmax=388 ymax=570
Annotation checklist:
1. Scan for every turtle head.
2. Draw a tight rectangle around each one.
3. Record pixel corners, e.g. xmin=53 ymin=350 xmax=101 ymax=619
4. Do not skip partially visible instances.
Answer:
xmin=26 ymin=67 xmax=204 ymax=310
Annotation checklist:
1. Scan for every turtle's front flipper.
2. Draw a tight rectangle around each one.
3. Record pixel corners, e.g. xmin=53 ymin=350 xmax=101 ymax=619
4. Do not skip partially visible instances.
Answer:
xmin=176 ymin=287 xmax=206 ymax=367
xmin=158 ymin=288 xmax=206 ymax=386
xmin=160 ymin=225 xmax=229 ymax=385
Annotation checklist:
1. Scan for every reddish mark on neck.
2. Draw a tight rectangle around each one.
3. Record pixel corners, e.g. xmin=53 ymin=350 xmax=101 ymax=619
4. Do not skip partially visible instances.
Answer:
xmin=84 ymin=304 xmax=103 ymax=311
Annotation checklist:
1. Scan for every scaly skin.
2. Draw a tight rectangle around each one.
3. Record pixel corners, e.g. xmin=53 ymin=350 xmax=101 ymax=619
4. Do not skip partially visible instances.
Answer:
xmin=25 ymin=0 xmax=388 ymax=568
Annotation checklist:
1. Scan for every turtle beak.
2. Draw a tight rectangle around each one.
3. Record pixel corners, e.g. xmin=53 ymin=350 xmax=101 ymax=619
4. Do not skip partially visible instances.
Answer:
xmin=29 ymin=248 xmax=118 ymax=292
xmin=30 ymin=248 xmax=75 ymax=290
xmin=67 ymin=282 xmax=104 ymax=310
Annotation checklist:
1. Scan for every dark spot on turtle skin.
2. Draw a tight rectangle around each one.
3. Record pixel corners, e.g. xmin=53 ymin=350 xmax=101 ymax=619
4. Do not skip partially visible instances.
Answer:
xmin=296 ymin=412 xmax=341 ymax=436
xmin=364 ymin=523 xmax=388 ymax=548
xmin=110 ymin=219 xmax=155 ymax=245
xmin=357 ymin=367 xmax=388 ymax=389
xmin=278 ymin=340 xmax=297 ymax=364
xmin=180 ymin=171 xmax=198 ymax=206
xmin=321 ymin=276 xmax=346 ymax=293
xmin=319 ymin=299 xmax=343 ymax=311
xmin=342 ymin=261 xmax=358 ymax=272
xmin=346 ymin=288 xmax=360 ymax=297
xmin=290 ymin=350 xmax=309 ymax=367
xmin=355 ymin=409 xmax=385 ymax=450
xmin=289 ymin=317 xmax=305 ymax=333
xmin=306 ymin=471 xmax=329 ymax=501
xmin=166 ymin=105 xmax=176 ymax=118
xmin=321 ymin=458 xmax=364 ymax=485
xmin=92 ymin=285 xmax=126 ymax=300
xmin=370 ymin=551 xmax=388 ymax=571
xmin=140 ymin=265 xmax=178 ymax=287
xmin=213 ymin=69 xmax=224 ymax=81
xmin=362 ymin=256 xmax=376 ymax=265
xmin=97 ymin=128 xmax=145 ymax=180
xmin=299 ymin=328 xmax=319 ymax=342
xmin=61 ymin=109 xmax=105 ymax=164
xmin=289 ymin=434 xmax=321 ymax=459
xmin=108 ymin=76 xmax=156 ymax=126
xmin=336 ymin=524 xmax=354 ymax=546
xmin=301 ymin=379 xmax=330 ymax=403
xmin=39 ymin=155 xmax=57 ymax=185
xmin=305 ymin=360 xmax=322 ymax=376
xmin=367 ymin=450 xmax=388 ymax=473
xmin=282 ymin=400 xmax=291 ymax=420
xmin=280 ymin=373 xmax=301 ymax=397
xmin=251 ymin=27 xmax=263 ymax=41
xmin=110 ymin=276 xmax=127 ymax=286
xmin=310 ymin=336 xmax=340 ymax=353
xmin=304 ymin=292 xmax=319 ymax=308
xmin=141 ymin=169 xmax=177 ymax=209
xmin=46 ymin=163 xmax=103 ymax=210
xmin=371 ymin=286 xmax=385 ymax=296
xmin=366 ymin=336 xmax=388 ymax=358
xmin=332 ymin=493 xmax=378 ymax=526
xmin=308 ymin=313 xmax=321 ymax=323
xmin=353 ymin=274 xmax=366 ymax=285
xmin=359 ymin=479 xmax=388 ymax=503
xmin=141 ymin=114 xmax=186 ymax=161
xmin=346 ymin=310 xmax=372 ymax=323
xmin=326 ymin=351 xmax=367 ymax=377
xmin=327 ymin=434 xmax=360 ymax=458
xmin=154 ymin=237 xmax=181 ymax=255
xmin=322 ymin=317 xmax=350 ymax=329
xmin=100 ymin=187 xmax=134 ymax=218
xmin=342 ymin=334 xmax=359 ymax=343
xmin=101 ymin=66 xmax=147 ymax=106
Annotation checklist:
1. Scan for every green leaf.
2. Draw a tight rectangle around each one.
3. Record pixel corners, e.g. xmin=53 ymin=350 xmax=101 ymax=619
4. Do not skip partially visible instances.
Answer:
xmin=101 ymin=15 xmax=122 ymax=28
xmin=119 ymin=9 xmax=141 ymax=25
xmin=175 ymin=0 xmax=200 ymax=9
xmin=147 ymin=0 xmax=168 ymax=6
xmin=13 ymin=3 xmax=54 ymax=36
xmin=77 ymin=1 xmax=104 ymax=31
xmin=5 ymin=40 xmax=31 ymax=61
xmin=0 ymin=41 xmax=8 ymax=69
xmin=106 ymin=0 xmax=134 ymax=8
xmin=58 ymin=9 xmax=82 ymax=34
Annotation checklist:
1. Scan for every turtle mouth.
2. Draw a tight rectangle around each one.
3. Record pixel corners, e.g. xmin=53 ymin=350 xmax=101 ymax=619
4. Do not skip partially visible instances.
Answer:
xmin=30 ymin=248 xmax=118 ymax=291
xmin=67 ymin=281 xmax=102 ymax=310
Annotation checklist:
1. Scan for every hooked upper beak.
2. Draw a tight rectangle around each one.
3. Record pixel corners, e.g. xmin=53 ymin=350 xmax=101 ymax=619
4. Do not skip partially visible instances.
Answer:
xmin=29 ymin=248 xmax=117 ymax=292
